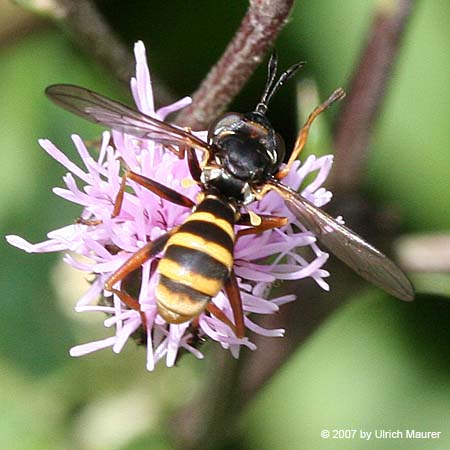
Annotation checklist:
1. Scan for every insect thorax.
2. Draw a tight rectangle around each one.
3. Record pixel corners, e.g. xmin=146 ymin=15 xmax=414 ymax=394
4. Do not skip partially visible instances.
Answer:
xmin=201 ymin=111 xmax=285 ymax=204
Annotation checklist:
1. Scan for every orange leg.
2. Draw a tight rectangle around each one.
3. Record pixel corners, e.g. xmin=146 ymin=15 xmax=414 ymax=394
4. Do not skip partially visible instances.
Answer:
xmin=276 ymin=88 xmax=345 ymax=180
xmin=109 ymin=287 xmax=148 ymax=330
xmin=164 ymin=144 xmax=186 ymax=159
xmin=206 ymin=302 xmax=240 ymax=338
xmin=104 ymin=231 xmax=174 ymax=325
xmin=224 ymin=271 xmax=245 ymax=338
xmin=165 ymin=143 xmax=202 ymax=183
xmin=223 ymin=215 xmax=288 ymax=338
xmin=186 ymin=147 xmax=202 ymax=182
xmin=111 ymin=170 xmax=128 ymax=217
xmin=237 ymin=214 xmax=288 ymax=238
xmin=112 ymin=169 xmax=195 ymax=218
xmin=105 ymin=232 xmax=172 ymax=291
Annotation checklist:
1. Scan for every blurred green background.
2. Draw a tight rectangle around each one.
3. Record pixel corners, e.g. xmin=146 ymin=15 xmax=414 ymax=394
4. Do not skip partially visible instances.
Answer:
xmin=0 ymin=0 xmax=449 ymax=449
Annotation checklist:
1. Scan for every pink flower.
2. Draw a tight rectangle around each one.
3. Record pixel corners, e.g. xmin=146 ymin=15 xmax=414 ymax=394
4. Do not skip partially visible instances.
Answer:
xmin=6 ymin=41 xmax=334 ymax=370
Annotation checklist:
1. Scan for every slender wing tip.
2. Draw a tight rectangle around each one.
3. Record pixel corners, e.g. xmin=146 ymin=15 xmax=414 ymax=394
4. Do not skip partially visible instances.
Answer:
xmin=396 ymin=284 xmax=415 ymax=302
xmin=389 ymin=274 xmax=415 ymax=302
xmin=45 ymin=83 xmax=66 ymax=97
xmin=45 ymin=84 xmax=88 ymax=102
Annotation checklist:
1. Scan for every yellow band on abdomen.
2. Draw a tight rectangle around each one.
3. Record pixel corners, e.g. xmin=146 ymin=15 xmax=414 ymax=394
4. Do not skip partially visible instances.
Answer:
xmin=157 ymin=258 xmax=223 ymax=296
xmin=184 ymin=212 xmax=235 ymax=241
xmin=166 ymin=232 xmax=233 ymax=269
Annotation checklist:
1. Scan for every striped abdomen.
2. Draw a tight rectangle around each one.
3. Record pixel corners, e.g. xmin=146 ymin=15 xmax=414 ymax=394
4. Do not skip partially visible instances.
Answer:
xmin=155 ymin=195 xmax=236 ymax=324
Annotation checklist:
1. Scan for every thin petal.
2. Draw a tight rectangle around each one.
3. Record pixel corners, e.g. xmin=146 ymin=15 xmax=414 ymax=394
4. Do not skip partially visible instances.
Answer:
xmin=131 ymin=40 xmax=154 ymax=114
xmin=39 ymin=139 xmax=90 ymax=183
xmin=156 ymin=96 xmax=192 ymax=120
xmin=69 ymin=337 xmax=117 ymax=356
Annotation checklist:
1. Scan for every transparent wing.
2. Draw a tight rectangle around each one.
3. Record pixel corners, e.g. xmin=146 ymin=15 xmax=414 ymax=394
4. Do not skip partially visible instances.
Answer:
xmin=271 ymin=181 xmax=414 ymax=301
xmin=45 ymin=84 xmax=211 ymax=153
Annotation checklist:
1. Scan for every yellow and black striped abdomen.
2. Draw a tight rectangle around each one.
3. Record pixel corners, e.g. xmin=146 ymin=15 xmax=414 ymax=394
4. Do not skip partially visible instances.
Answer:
xmin=155 ymin=195 xmax=236 ymax=324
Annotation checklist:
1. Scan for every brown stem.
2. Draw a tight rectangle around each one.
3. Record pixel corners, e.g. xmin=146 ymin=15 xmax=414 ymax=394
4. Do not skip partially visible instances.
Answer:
xmin=171 ymin=3 xmax=295 ymax=446
xmin=329 ymin=0 xmax=416 ymax=192
xmin=175 ymin=0 xmax=295 ymax=129
xmin=172 ymin=350 xmax=243 ymax=450
xmin=0 ymin=2 xmax=45 ymax=49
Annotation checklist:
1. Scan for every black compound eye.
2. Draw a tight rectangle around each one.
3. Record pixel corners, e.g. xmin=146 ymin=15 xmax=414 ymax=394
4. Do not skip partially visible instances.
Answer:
xmin=207 ymin=113 xmax=243 ymax=142
xmin=274 ymin=132 xmax=286 ymax=166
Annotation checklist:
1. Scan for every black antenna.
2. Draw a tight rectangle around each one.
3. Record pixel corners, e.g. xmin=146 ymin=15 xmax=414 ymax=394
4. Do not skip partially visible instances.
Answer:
xmin=257 ymin=52 xmax=279 ymax=112
xmin=256 ymin=54 xmax=305 ymax=115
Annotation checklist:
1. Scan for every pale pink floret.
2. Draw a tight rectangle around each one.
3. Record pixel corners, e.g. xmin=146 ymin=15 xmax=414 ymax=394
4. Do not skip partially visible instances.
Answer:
xmin=6 ymin=41 xmax=335 ymax=369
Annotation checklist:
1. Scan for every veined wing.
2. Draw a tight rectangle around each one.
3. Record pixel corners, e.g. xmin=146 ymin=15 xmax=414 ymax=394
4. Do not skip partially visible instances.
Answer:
xmin=270 ymin=181 xmax=414 ymax=301
xmin=45 ymin=84 xmax=210 ymax=152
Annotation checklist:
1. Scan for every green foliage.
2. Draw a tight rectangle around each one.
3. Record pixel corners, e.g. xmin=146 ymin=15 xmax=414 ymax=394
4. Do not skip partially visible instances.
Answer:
xmin=244 ymin=292 xmax=450 ymax=450
xmin=0 ymin=1 xmax=448 ymax=449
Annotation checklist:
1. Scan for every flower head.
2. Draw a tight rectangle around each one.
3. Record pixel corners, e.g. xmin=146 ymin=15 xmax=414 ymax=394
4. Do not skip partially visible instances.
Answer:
xmin=6 ymin=41 xmax=334 ymax=369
